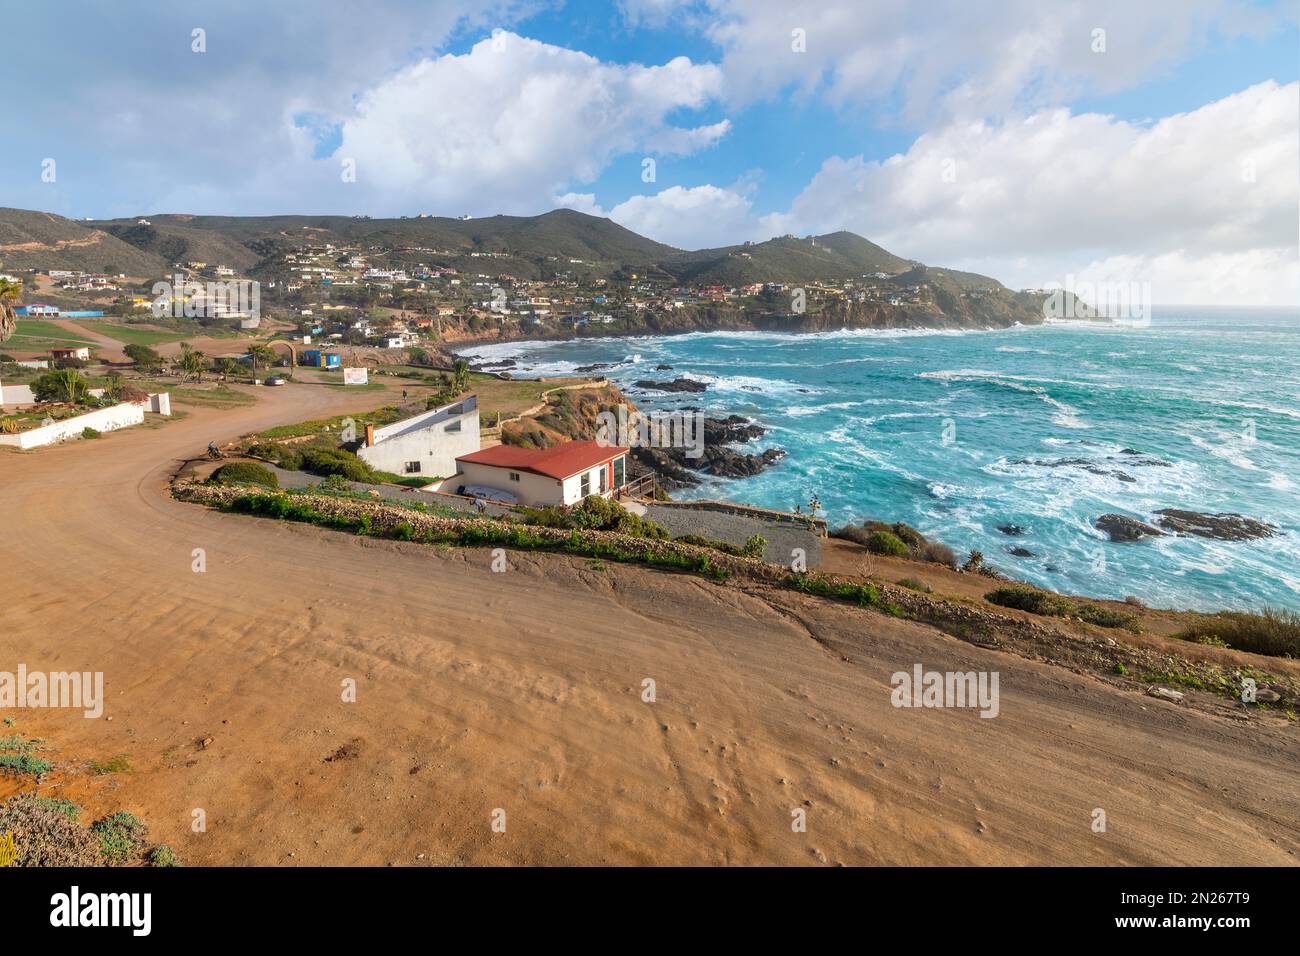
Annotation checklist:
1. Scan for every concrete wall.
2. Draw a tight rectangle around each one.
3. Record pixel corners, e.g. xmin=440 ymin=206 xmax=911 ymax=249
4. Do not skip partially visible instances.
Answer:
xmin=0 ymin=394 xmax=171 ymax=449
xmin=454 ymin=461 xmax=561 ymax=506
xmin=1 ymin=384 xmax=35 ymax=406
xmin=359 ymin=396 xmax=480 ymax=479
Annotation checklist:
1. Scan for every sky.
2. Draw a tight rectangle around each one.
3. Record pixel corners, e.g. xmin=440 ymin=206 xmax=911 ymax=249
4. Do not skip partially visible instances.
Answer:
xmin=2 ymin=0 xmax=1297 ymax=304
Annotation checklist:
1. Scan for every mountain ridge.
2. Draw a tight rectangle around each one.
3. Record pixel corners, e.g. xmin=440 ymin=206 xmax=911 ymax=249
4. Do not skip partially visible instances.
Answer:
xmin=0 ymin=205 xmax=1016 ymax=292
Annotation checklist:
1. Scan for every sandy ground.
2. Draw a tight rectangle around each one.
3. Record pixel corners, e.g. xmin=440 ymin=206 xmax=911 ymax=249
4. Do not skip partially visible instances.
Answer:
xmin=0 ymin=381 xmax=1297 ymax=866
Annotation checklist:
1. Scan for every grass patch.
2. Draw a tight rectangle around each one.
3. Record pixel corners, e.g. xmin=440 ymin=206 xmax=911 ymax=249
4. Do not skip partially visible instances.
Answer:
xmin=76 ymin=320 xmax=191 ymax=347
xmin=1174 ymin=608 xmax=1300 ymax=658
xmin=91 ymin=811 xmax=148 ymax=866
xmin=90 ymin=755 xmax=131 ymax=774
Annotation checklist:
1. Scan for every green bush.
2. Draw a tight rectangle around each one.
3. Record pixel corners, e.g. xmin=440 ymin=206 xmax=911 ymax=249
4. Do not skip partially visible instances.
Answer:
xmin=897 ymin=577 xmax=933 ymax=593
xmin=249 ymin=442 xmax=303 ymax=470
xmin=210 ymin=461 xmax=279 ymax=489
xmin=743 ymin=533 xmax=768 ymax=559
xmin=1174 ymin=608 xmax=1300 ymax=658
xmin=149 ymin=845 xmax=181 ymax=867
xmin=81 ymin=427 xmax=101 ymax=439
xmin=301 ymin=447 xmax=376 ymax=482
xmin=91 ymin=811 xmax=148 ymax=866
xmin=521 ymin=496 xmax=669 ymax=541
xmin=985 ymin=585 xmax=1136 ymax=630
xmin=865 ymin=530 xmax=908 ymax=556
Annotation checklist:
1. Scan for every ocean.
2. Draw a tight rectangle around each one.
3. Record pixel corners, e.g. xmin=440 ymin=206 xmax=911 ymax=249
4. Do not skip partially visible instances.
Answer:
xmin=459 ymin=307 xmax=1300 ymax=612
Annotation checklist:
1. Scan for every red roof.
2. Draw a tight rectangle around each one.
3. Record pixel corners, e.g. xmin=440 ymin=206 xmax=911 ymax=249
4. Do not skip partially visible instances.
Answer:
xmin=456 ymin=440 xmax=628 ymax=481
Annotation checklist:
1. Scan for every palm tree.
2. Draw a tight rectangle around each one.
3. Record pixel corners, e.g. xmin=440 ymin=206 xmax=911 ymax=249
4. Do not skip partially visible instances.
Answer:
xmin=179 ymin=347 xmax=206 ymax=383
xmin=0 ymin=278 xmax=21 ymax=344
xmin=451 ymin=359 xmax=470 ymax=394
xmin=247 ymin=344 xmax=276 ymax=374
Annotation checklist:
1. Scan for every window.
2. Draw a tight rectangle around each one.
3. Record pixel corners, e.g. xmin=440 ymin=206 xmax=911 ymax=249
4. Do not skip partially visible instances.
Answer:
xmin=580 ymin=472 xmax=590 ymax=497
xmin=444 ymin=420 xmax=461 ymax=433
xmin=613 ymin=455 xmax=625 ymax=489
xmin=598 ymin=466 xmax=608 ymax=494
xmin=404 ymin=461 xmax=421 ymax=474
xmin=509 ymin=471 xmax=521 ymax=482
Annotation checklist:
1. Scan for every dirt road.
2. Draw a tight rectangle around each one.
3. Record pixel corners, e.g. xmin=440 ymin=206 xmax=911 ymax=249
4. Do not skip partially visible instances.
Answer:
xmin=1 ymin=383 xmax=1296 ymax=865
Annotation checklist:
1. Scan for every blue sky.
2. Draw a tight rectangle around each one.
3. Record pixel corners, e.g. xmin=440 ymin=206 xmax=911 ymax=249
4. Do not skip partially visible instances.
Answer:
xmin=0 ymin=0 xmax=1296 ymax=303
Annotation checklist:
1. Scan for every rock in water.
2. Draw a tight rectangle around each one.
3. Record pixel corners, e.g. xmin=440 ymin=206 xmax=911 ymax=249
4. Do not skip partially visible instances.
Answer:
xmin=997 ymin=524 xmax=1027 ymax=536
xmin=634 ymin=378 xmax=707 ymax=393
xmin=1095 ymin=514 xmax=1166 ymax=542
xmin=1152 ymin=509 xmax=1276 ymax=541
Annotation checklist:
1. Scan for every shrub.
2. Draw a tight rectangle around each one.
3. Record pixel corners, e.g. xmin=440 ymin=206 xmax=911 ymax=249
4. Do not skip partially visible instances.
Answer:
xmin=1174 ymin=608 xmax=1300 ymax=658
xmin=897 ymin=577 xmax=933 ymax=593
xmin=149 ymin=844 xmax=181 ymax=867
xmin=248 ymin=442 xmax=303 ymax=470
xmin=0 ymin=794 xmax=100 ymax=866
xmin=833 ymin=520 xmax=955 ymax=565
xmin=81 ymin=427 xmax=101 ymax=439
xmin=743 ymin=533 xmax=768 ymax=559
xmin=865 ymin=530 xmax=908 ymax=556
xmin=92 ymin=811 xmax=148 ymax=866
xmin=301 ymin=447 xmax=376 ymax=482
xmin=985 ymin=585 xmax=1136 ymax=630
xmin=210 ymin=461 xmax=279 ymax=489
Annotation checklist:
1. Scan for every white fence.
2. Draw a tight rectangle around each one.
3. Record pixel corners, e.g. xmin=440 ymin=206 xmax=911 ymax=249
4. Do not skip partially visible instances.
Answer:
xmin=0 ymin=394 xmax=171 ymax=449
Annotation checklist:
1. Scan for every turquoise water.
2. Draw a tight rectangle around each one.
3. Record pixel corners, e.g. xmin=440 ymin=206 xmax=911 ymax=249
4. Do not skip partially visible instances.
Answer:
xmin=461 ymin=308 xmax=1300 ymax=611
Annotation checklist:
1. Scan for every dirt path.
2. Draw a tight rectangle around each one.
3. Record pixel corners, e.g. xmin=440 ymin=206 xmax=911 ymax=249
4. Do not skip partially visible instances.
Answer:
xmin=0 ymin=384 xmax=1296 ymax=866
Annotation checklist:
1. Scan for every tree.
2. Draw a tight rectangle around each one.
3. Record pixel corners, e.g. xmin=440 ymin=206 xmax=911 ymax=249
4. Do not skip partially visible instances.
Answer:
xmin=451 ymin=359 xmax=470 ymax=394
xmin=32 ymin=369 xmax=89 ymax=404
xmin=0 ymin=278 xmax=20 ymax=343
xmin=179 ymin=347 xmax=206 ymax=383
xmin=123 ymin=343 xmax=162 ymax=371
xmin=104 ymin=371 xmax=125 ymax=399
xmin=247 ymin=344 xmax=276 ymax=373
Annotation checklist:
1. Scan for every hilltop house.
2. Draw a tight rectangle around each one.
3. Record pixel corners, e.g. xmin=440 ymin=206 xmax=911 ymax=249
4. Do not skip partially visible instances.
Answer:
xmin=450 ymin=440 xmax=629 ymax=507
xmin=357 ymin=395 xmax=480 ymax=479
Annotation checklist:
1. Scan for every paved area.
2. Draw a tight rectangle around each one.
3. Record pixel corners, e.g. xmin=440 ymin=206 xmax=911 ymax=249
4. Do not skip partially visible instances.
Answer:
xmin=644 ymin=502 xmax=822 ymax=566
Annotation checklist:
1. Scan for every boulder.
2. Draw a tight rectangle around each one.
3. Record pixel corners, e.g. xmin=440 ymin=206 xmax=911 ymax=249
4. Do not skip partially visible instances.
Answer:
xmin=1152 ymin=509 xmax=1276 ymax=541
xmin=1096 ymin=514 xmax=1166 ymax=542
xmin=634 ymin=378 xmax=707 ymax=393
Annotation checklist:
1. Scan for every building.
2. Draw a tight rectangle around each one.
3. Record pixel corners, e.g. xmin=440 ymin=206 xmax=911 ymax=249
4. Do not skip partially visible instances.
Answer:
xmin=357 ymin=395 xmax=480 ymax=479
xmin=50 ymin=346 xmax=91 ymax=362
xmin=300 ymin=349 xmax=341 ymax=369
xmin=451 ymin=440 xmax=630 ymax=507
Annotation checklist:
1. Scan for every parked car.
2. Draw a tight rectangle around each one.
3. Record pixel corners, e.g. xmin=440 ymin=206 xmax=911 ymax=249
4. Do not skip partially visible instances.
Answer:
xmin=264 ymin=375 xmax=286 ymax=386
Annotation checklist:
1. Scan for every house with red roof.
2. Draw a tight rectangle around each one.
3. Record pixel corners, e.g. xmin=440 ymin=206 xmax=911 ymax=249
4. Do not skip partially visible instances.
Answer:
xmin=451 ymin=440 xmax=630 ymax=507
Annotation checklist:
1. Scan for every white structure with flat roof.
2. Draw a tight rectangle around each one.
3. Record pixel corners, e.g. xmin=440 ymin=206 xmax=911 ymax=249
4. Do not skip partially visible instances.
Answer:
xmin=357 ymin=395 xmax=480 ymax=479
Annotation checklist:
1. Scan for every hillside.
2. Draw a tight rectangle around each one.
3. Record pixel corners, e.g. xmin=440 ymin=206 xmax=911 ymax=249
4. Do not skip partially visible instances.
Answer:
xmin=660 ymin=231 xmax=915 ymax=285
xmin=0 ymin=206 xmax=1020 ymax=293
xmin=0 ymin=207 xmax=168 ymax=276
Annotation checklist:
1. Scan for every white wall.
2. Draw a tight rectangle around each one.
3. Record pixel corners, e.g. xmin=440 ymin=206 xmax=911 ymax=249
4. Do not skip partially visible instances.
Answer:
xmin=454 ymin=461 xmax=561 ymax=506
xmin=1 ymin=384 xmax=35 ymax=406
xmin=359 ymin=397 xmax=480 ymax=479
xmin=0 ymin=394 xmax=170 ymax=449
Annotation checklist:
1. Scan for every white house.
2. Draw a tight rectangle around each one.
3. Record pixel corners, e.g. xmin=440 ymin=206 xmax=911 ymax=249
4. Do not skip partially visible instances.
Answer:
xmin=450 ymin=440 xmax=630 ymax=507
xmin=357 ymin=395 xmax=480 ymax=479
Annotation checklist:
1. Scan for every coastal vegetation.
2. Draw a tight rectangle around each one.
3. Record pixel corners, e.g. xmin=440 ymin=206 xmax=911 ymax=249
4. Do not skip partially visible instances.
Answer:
xmin=833 ymin=520 xmax=958 ymax=567
xmin=1174 ymin=608 xmax=1300 ymax=659
xmin=984 ymin=584 xmax=1138 ymax=631
xmin=210 ymin=461 xmax=279 ymax=489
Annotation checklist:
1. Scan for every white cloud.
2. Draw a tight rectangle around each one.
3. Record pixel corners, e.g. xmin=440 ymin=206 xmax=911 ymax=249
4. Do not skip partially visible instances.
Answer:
xmin=578 ymin=184 xmax=758 ymax=249
xmin=759 ymin=81 xmax=1299 ymax=304
xmin=699 ymin=0 xmax=1287 ymax=120
xmin=332 ymin=33 xmax=729 ymax=215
